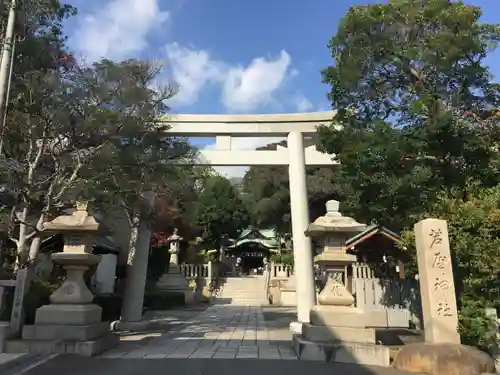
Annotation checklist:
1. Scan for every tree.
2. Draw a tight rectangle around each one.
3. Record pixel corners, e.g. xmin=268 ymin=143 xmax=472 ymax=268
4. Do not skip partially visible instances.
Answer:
xmin=152 ymin=166 xmax=212 ymax=237
xmin=0 ymin=0 xmax=77 ymax=263
xmin=317 ymin=0 xmax=500 ymax=231
xmin=242 ymin=141 xmax=342 ymax=234
xmin=194 ymin=174 xmax=250 ymax=250
xmin=1 ymin=56 xmax=192 ymax=266
xmin=401 ymin=186 xmax=500 ymax=350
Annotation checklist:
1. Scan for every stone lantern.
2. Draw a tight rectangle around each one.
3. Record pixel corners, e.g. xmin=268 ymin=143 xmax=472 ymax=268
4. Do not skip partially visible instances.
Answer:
xmin=168 ymin=228 xmax=182 ymax=266
xmin=308 ymin=200 xmax=366 ymax=306
xmin=292 ymin=200 xmax=390 ymax=366
xmin=156 ymin=228 xmax=193 ymax=302
xmin=21 ymin=201 xmax=117 ymax=356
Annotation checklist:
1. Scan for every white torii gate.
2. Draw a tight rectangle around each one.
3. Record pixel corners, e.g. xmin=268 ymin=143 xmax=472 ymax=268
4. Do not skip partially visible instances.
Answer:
xmin=163 ymin=111 xmax=338 ymax=328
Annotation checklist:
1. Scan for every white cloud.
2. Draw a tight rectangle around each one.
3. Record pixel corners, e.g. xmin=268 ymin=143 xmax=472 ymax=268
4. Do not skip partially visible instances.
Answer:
xmin=164 ymin=43 xmax=224 ymax=106
xmin=221 ymin=51 xmax=292 ymax=112
xmin=164 ymin=45 xmax=292 ymax=112
xmin=71 ymin=0 xmax=169 ymax=62
xmin=294 ymin=93 xmax=314 ymax=112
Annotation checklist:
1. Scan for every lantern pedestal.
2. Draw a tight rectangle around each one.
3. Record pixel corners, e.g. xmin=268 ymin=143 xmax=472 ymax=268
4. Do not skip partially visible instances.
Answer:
xmin=292 ymin=200 xmax=390 ymax=367
xmin=155 ymin=263 xmax=193 ymax=303
xmin=11 ymin=203 xmax=118 ymax=356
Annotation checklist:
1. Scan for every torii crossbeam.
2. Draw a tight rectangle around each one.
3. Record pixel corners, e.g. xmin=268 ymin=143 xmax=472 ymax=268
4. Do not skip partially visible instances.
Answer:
xmin=161 ymin=111 xmax=338 ymax=328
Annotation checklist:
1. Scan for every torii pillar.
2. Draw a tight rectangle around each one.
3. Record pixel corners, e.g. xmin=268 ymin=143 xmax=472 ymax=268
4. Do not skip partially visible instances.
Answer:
xmin=288 ymin=131 xmax=316 ymax=331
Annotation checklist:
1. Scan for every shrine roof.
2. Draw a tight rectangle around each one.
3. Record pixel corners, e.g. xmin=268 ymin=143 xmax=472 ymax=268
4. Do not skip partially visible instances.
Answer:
xmin=345 ymin=225 xmax=403 ymax=249
xmin=227 ymin=238 xmax=278 ymax=249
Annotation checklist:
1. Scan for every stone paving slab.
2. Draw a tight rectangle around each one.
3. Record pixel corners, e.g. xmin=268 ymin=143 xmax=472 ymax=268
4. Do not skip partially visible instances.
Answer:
xmin=100 ymin=305 xmax=299 ymax=360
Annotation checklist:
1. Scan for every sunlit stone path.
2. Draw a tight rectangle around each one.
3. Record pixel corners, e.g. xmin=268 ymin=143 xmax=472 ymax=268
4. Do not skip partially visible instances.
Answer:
xmin=99 ymin=305 xmax=297 ymax=360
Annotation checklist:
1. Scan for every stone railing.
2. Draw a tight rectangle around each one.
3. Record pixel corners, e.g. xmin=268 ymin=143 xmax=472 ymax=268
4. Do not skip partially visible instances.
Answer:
xmin=0 ymin=269 xmax=29 ymax=352
xmin=352 ymin=263 xmax=376 ymax=279
xmin=272 ymin=262 xmax=377 ymax=281
xmin=180 ymin=262 xmax=219 ymax=282
xmin=181 ymin=263 xmax=209 ymax=278
xmin=269 ymin=263 xmax=325 ymax=281
xmin=269 ymin=263 xmax=293 ymax=279
xmin=264 ymin=263 xmax=272 ymax=301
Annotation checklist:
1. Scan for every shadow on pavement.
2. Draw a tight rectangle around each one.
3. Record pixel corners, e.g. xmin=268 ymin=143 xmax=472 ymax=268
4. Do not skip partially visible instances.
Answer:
xmin=22 ymin=355 xmax=412 ymax=375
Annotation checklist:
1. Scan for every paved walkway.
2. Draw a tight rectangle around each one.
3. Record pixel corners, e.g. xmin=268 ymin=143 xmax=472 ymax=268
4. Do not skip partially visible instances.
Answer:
xmin=1 ymin=305 xmax=414 ymax=374
xmin=100 ymin=305 xmax=297 ymax=360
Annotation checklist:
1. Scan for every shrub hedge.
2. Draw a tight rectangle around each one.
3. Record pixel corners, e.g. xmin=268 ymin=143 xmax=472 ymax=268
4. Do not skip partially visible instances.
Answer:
xmin=22 ymin=280 xmax=186 ymax=324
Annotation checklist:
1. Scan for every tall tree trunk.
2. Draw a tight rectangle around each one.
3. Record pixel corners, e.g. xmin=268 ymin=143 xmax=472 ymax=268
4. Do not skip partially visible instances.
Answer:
xmin=127 ymin=215 xmax=140 ymax=266
xmin=15 ymin=207 xmax=29 ymax=270
xmin=27 ymin=214 xmax=45 ymax=262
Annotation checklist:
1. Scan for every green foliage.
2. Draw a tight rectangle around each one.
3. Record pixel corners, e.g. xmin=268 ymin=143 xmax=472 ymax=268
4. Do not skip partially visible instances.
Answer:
xmin=269 ymin=253 xmax=294 ymax=267
xmin=23 ymin=279 xmax=61 ymax=324
xmin=147 ymin=245 xmax=170 ymax=282
xmin=2 ymin=54 xmax=192 ymax=261
xmin=23 ymin=280 xmax=186 ymax=325
xmin=401 ymin=186 xmax=500 ymax=349
xmin=320 ymin=0 xmax=500 ymax=351
xmin=242 ymin=140 xmax=341 ymax=232
xmin=318 ymin=0 xmax=500 ymax=232
xmin=94 ymin=294 xmax=123 ymax=322
xmin=458 ymin=295 xmax=499 ymax=352
xmin=402 ymin=186 xmax=500 ymax=298
xmin=195 ymin=175 xmax=250 ymax=249
xmin=143 ymin=291 xmax=185 ymax=310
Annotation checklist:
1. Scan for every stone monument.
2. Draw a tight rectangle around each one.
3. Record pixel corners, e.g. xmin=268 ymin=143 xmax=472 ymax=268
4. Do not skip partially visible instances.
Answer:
xmin=156 ymin=228 xmax=193 ymax=303
xmin=393 ymin=218 xmax=495 ymax=375
xmin=19 ymin=202 xmax=118 ymax=356
xmin=293 ymin=200 xmax=390 ymax=367
xmin=414 ymin=218 xmax=460 ymax=344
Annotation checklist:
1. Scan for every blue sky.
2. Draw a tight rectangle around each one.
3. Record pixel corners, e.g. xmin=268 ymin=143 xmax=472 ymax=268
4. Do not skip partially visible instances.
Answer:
xmin=63 ymin=0 xmax=500 ymax=176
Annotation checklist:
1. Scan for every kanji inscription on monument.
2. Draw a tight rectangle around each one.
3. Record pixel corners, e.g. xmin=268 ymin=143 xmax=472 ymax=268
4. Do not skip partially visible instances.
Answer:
xmin=414 ymin=218 xmax=460 ymax=344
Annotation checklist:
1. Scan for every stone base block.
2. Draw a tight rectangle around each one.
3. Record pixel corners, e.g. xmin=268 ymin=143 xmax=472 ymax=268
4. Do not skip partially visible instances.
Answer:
xmin=361 ymin=309 xmax=410 ymax=328
xmin=268 ymin=286 xmax=281 ymax=305
xmin=293 ymin=335 xmax=390 ymax=367
xmin=289 ymin=321 xmax=303 ymax=335
xmin=393 ymin=343 xmax=496 ymax=375
xmin=302 ymin=324 xmax=376 ymax=344
xmin=6 ymin=332 xmax=118 ymax=357
xmin=22 ymin=322 xmax=109 ymax=341
xmin=310 ymin=305 xmax=367 ymax=328
xmin=156 ymin=273 xmax=190 ymax=290
xmin=280 ymin=290 xmax=297 ymax=306
xmin=35 ymin=304 xmax=102 ymax=326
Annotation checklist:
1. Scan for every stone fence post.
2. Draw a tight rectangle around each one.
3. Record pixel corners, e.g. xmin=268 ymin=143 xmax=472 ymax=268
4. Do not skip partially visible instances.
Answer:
xmin=207 ymin=261 xmax=213 ymax=283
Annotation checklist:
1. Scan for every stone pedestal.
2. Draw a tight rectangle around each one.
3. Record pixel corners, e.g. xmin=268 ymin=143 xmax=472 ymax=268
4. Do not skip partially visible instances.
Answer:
xmin=292 ymin=200 xmax=390 ymax=367
xmin=156 ymin=263 xmax=193 ymax=303
xmin=14 ymin=203 xmax=118 ymax=356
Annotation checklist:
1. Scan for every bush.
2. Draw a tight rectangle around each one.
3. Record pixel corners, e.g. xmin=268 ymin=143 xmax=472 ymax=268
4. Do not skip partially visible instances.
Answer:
xmin=94 ymin=294 xmax=123 ymax=322
xmin=147 ymin=246 xmax=170 ymax=282
xmin=24 ymin=280 xmax=61 ymax=324
xmin=458 ymin=295 xmax=499 ymax=353
xmin=269 ymin=253 xmax=294 ymax=267
xmin=143 ymin=291 xmax=185 ymax=310
xmin=21 ymin=280 xmax=186 ymax=325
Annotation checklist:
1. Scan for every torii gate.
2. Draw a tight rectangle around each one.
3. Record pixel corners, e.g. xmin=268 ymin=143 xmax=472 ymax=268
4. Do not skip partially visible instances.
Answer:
xmin=163 ymin=111 xmax=338 ymax=328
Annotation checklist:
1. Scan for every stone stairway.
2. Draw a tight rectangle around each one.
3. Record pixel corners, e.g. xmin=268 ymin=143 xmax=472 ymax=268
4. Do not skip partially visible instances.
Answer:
xmin=216 ymin=276 xmax=268 ymax=306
